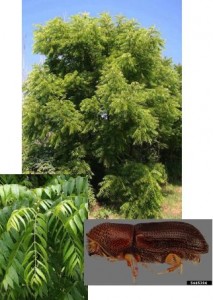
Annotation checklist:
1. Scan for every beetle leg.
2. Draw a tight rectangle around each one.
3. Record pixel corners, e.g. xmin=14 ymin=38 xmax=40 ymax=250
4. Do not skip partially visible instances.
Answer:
xmin=192 ymin=254 xmax=200 ymax=264
xmin=158 ymin=253 xmax=183 ymax=274
xmin=124 ymin=254 xmax=139 ymax=281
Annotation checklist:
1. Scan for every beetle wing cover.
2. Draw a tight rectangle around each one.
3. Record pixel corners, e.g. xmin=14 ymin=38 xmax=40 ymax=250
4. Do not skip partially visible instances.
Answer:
xmin=87 ymin=223 xmax=134 ymax=257
xmin=135 ymin=222 xmax=209 ymax=254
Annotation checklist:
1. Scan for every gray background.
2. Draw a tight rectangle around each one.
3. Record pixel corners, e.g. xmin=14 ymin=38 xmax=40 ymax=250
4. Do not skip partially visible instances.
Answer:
xmin=84 ymin=219 xmax=212 ymax=285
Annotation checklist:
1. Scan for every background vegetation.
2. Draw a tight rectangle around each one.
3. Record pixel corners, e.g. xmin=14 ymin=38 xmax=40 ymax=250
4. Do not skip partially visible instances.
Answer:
xmin=23 ymin=14 xmax=182 ymax=219
xmin=0 ymin=175 xmax=88 ymax=299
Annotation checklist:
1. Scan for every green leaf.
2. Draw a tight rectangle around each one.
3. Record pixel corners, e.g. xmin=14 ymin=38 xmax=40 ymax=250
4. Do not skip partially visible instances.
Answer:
xmin=62 ymin=181 xmax=68 ymax=196
xmin=73 ymin=214 xmax=83 ymax=233
xmin=32 ymin=273 xmax=42 ymax=286
xmin=36 ymin=268 xmax=47 ymax=283
xmin=34 ymin=188 xmax=43 ymax=197
xmin=36 ymin=224 xmax=47 ymax=238
xmin=79 ymin=207 xmax=87 ymax=222
xmin=8 ymin=265 xmax=19 ymax=286
xmin=11 ymin=185 xmax=20 ymax=199
xmin=37 ymin=216 xmax=47 ymax=231
xmin=44 ymin=187 xmax=51 ymax=199
xmin=67 ymin=179 xmax=75 ymax=195
xmin=67 ymin=219 xmax=77 ymax=236
xmin=63 ymin=244 xmax=74 ymax=263
xmin=4 ymin=274 xmax=14 ymax=289
xmin=23 ymin=251 xmax=34 ymax=266
xmin=67 ymin=252 xmax=78 ymax=272
xmin=37 ymin=243 xmax=48 ymax=261
xmin=35 ymin=233 xmax=47 ymax=248
xmin=25 ymin=267 xmax=35 ymax=284
xmin=76 ymin=177 xmax=84 ymax=195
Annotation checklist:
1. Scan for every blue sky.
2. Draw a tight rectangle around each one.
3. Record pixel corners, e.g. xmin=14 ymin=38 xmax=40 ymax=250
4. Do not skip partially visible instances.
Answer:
xmin=23 ymin=0 xmax=181 ymax=75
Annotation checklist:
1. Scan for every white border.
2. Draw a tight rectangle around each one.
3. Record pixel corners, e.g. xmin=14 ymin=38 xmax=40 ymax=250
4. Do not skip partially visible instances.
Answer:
xmin=182 ymin=0 xmax=213 ymax=219
xmin=0 ymin=0 xmax=22 ymax=173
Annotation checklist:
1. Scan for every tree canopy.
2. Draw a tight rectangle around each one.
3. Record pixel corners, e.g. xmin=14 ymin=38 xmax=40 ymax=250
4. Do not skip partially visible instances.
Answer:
xmin=23 ymin=13 xmax=181 ymax=218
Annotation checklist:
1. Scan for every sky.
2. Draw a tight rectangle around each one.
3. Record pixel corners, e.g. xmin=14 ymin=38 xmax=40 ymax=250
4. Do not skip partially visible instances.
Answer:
xmin=23 ymin=0 xmax=181 ymax=75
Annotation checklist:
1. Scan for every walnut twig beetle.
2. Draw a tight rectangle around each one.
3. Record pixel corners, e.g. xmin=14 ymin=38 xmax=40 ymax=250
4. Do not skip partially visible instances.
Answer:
xmin=86 ymin=221 xmax=209 ymax=282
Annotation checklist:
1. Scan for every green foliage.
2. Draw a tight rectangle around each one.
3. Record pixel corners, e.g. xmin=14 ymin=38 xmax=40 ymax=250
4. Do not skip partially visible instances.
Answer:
xmin=0 ymin=175 xmax=71 ymax=189
xmin=98 ymin=162 xmax=167 ymax=218
xmin=23 ymin=13 xmax=181 ymax=217
xmin=92 ymin=206 xmax=118 ymax=219
xmin=0 ymin=177 xmax=88 ymax=299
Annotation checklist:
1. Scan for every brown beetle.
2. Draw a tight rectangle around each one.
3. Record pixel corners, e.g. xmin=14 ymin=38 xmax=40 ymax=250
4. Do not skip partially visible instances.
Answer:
xmin=86 ymin=221 xmax=209 ymax=281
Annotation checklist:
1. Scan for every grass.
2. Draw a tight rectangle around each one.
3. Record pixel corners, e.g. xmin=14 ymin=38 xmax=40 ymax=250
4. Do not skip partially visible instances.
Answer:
xmin=161 ymin=184 xmax=182 ymax=219
xmin=89 ymin=183 xmax=182 ymax=219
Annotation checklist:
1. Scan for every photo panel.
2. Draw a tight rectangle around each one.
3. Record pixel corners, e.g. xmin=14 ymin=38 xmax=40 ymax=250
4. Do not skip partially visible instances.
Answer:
xmin=85 ymin=219 xmax=212 ymax=285
xmin=23 ymin=0 xmax=182 ymax=221
xmin=0 ymin=175 xmax=88 ymax=299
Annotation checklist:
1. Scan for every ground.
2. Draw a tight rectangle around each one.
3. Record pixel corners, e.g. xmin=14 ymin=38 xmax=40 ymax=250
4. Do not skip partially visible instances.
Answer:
xmin=89 ymin=184 xmax=182 ymax=219
xmin=161 ymin=184 xmax=182 ymax=219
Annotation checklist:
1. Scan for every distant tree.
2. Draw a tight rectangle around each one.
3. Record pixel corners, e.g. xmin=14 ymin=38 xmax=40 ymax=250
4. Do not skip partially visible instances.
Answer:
xmin=23 ymin=13 xmax=181 ymax=218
